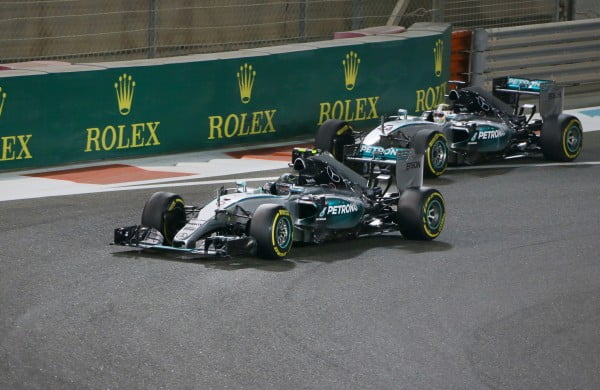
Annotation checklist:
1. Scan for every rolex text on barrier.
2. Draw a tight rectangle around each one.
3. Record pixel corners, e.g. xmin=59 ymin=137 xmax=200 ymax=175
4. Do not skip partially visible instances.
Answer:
xmin=0 ymin=23 xmax=450 ymax=170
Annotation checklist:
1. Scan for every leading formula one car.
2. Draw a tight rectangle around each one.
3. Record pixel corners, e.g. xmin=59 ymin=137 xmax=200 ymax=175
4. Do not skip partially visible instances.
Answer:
xmin=113 ymin=147 xmax=446 ymax=259
xmin=315 ymin=76 xmax=583 ymax=179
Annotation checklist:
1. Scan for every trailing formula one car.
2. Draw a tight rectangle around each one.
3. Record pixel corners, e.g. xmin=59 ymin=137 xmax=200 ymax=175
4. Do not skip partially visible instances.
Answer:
xmin=113 ymin=148 xmax=446 ymax=259
xmin=315 ymin=76 xmax=583 ymax=178
xmin=315 ymin=113 xmax=448 ymax=178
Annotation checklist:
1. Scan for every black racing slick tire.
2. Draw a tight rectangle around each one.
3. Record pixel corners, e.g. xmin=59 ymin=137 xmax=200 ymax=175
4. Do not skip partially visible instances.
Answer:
xmin=249 ymin=204 xmax=293 ymax=259
xmin=315 ymin=119 xmax=354 ymax=161
xmin=141 ymin=192 xmax=186 ymax=245
xmin=397 ymin=188 xmax=445 ymax=240
xmin=424 ymin=132 xmax=448 ymax=178
xmin=541 ymin=114 xmax=583 ymax=162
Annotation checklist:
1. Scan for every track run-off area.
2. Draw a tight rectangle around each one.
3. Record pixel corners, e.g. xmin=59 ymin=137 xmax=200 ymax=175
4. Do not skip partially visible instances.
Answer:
xmin=1 ymin=108 xmax=599 ymax=389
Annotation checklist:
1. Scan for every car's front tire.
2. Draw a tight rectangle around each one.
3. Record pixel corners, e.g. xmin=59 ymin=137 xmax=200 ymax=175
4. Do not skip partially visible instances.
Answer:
xmin=250 ymin=204 xmax=293 ymax=259
xmin=397 ymin=188 xmax=445 ymax=240
xmin=315 ymin=119 xmax=355 ymax=161
xmin=141 ymin=192 xmax=186 ymax=245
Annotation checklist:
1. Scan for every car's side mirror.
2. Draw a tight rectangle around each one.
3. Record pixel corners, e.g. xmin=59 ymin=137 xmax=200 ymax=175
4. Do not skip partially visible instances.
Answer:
xmin=293 ymin=157 xmax=307 ymax=171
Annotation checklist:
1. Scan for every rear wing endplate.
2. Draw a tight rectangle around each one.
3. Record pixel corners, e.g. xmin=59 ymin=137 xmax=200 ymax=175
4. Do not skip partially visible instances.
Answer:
xmin=395 ymin=149 xmax=424 ymax=192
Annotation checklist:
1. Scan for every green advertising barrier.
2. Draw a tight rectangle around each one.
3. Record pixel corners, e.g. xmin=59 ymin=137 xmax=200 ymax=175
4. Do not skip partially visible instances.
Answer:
xmin=0 ymin=23 xmax=450 ymax=171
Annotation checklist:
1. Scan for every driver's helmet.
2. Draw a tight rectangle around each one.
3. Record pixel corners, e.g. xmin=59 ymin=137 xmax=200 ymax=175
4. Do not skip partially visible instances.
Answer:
xmin=433 ymin=103 xmax=453 ymax=123
xmin=274 ymin=173 xmax=297 ymax=195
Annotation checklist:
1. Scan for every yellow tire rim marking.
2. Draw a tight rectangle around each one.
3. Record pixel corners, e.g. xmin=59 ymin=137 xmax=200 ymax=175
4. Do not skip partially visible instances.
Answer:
xmin=422 ymin=192 xmax=445 ymax=238
xmin=426 ymin=133 xmax=447 ymax=176
xmin=272 ymin=209 xmax=291 ymax=257
xmin=562 ymin=119 xmax=582 ymax=159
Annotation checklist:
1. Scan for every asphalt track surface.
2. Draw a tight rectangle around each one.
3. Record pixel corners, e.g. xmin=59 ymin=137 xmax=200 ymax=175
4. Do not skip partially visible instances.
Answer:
xmin=1 ymin=133 xmax=600 ymax=389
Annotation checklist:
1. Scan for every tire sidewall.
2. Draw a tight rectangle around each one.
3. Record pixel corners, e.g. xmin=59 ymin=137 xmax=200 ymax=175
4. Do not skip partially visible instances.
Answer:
xmin=420 ymin=190 xmax=445 ymax=239
xmin=425 ymin=132 xmax=448 ymax=177
xmin=560 ymin=117 xmax=583 ymax=160
xmin=250 ymin=204 xmax=293 ymax=259
xmin=541 ymin=114 xmax=583 ymax=161
xmin=397 ymin=188 xmax=445 ymax=240
xmin=269 ymin=208 xmax=293 ymax=257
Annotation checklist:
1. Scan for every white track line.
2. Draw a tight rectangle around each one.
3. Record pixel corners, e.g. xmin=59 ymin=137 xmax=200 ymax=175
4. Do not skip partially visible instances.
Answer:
xmin=3 ymin=161 xmax=600 ymax=202
xmin=109 ymin=176 xmax=280 ymax=191
xmin=450 ymin=161 xmax=600 ymax=171
xmin=105 ymin=160 xmax=600 ymax=193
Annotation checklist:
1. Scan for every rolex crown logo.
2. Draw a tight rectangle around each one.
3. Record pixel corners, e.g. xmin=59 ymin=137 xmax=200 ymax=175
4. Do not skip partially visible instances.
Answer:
xmin=114 ymin=73 xmax=136 ymax=115
xmin=237 ymin=63 xmax=256 ymax=104
xmin=343 ymin=51 xmax=360 ymax=91
xmin=433 ymin=39 xmax=443 ymax=77
xmin=0 ymin=87 xmax=6 ymax=118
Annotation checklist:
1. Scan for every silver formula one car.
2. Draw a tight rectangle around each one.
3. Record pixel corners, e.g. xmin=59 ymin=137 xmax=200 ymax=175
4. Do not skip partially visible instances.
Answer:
xmin=315 ymin=77 xmax=583 ymax=180
xmin=113 ymin=148 xmax=446 ymax=259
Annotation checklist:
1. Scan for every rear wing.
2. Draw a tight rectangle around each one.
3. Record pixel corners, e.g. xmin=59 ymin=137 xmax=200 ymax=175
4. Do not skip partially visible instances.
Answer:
xmin=492 ymin=76 xmax=563 ymax=120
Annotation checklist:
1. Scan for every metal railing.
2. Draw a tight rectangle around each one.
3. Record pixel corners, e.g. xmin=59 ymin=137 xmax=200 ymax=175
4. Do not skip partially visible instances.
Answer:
xmin=470 ymin=18 xmax=600 ymax=108
xmin=0 ymin=0 xmax=567 ymax=64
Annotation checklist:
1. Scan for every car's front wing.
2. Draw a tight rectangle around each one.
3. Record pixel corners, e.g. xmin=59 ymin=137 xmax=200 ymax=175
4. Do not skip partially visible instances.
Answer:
xmin=113 ymin=225 xmax=257 ymax=257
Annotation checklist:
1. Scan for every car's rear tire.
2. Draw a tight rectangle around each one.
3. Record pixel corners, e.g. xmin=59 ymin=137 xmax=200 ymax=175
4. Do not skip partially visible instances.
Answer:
xmin=397 ymin=188 xmax=445 ymax=240
xmin=315 ymin=119 xmax=354 ymax=161
xmin=424 ymin=132 xmax=448 ymax=177
xmin=141 ymin=192 xmax=186 ymax=245
xmin=541 ymin=114 xmax=583 ymax=161
xmin=250 ymin=204 xmax=293 ymax=259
